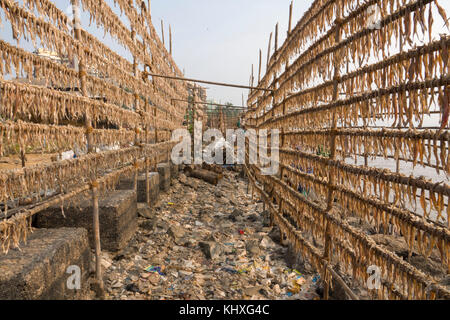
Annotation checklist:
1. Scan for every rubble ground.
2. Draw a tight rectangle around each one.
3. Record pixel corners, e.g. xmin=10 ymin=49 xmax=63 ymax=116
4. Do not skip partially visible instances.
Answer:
xmin=100 ymin=169 xmax=321 ymax=300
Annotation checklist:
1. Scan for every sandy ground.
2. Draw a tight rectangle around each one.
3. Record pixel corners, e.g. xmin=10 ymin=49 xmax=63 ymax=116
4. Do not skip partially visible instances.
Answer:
xmin=0 ymin=153 xmax=56 ymax=170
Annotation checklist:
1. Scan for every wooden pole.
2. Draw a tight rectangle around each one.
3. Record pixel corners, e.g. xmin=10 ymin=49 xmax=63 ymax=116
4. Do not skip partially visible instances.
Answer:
xmin=221 ymin=106 xmax=225 ymax=135
xmin=71 ymin=0 xmax=103 ymax=297
xmin=251 ymin=64 xmax=254 ymax=94
xmin=146 ymin=133 xmax=150 ymax=206
xmin=275 ymin=23 xmax=279 ymax=53
xmin=169 ymin=25 xmax=172 ymax=55
xmin=132 ymin=27 xmax=139 ymax=192
xmin=267 ymin=32 xmax=272 ymax=69
xmin=323 ymin=14 xmax=343 ymax=300
xmin=91 ymin=182 xmax=104 ymax=297
xmin=143 ymin=93 xmax=150 ymax=206
xmin=191 ymin=85 xmax=196 ymax=159
xmin=19 ymin=132 xmax=26 ymax=168
xmin=20 ymin=149 xmax=26 ymax=168
xmin=288 ymin=1 xmax=293 ymax=35
xmin=258 ymin=49 xmax=262 ymax=84
xmin=71 ymin=0 xmax=93 ymax=154
xmin=325 ymin=262 xmax=359 ymax=300
xmin=161 ymin=20 xmax=165 ymax=45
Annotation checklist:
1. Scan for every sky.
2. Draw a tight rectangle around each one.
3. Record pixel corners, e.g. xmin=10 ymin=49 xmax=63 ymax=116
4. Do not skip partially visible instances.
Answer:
xmin=150 ymin=0 xmax=450 ymax=106
xmin=150 ymin=0 xmax=313 ymax=106
xmin=1 ymin=0 xmax=450 ymax=107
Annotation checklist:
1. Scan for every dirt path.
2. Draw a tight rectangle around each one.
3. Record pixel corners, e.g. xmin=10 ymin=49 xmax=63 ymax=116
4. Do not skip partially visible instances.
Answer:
xmin=101 ymin=169 xmax=321 ymax=300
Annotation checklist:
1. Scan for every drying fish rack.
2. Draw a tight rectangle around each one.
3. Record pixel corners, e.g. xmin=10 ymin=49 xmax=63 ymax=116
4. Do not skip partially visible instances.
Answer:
xmin=244 ymin=0 xmax=450 ymax=300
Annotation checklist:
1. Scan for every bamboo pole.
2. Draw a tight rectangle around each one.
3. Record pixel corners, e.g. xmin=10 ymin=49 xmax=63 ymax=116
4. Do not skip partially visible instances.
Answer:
xmin=275 ymin=23 xmax=279 ymax=53
xmin=19 ymin=132 xmax=26 ymax=168
xmin=91 ymin=182 xmax=104 ymax=297
xmin=161 ymin=19 xmax=165 ymax=45
xmin=145 ymin=95 xmax=150 ymax=206
xmin=154 ymin=105 xmax=158 ymax=143
xmin=288 ymin=1 xmax=293 ymax=35
xmin=258 ymin=49 xmax=262 ymax=84
xmin=71 ymin=0 xmax=103 ymax=297
xmin=191 ymin=86 xmax=196 ymax=158
xmin=169 ymin=25 xmax=172 ymax=55
xmin=71 ymin=0 xmax=93 ymax=154
xmin=251 ymin=64 xmax=254 ymax=94
xmin=131 ymin=27 xmax=140 ymax=192
xmin=20 ymin=149 xmax=26 ymax=168
xmin=323 ymin=14 xmax=343 ymax=300
xmin=267 ymin=32 xmax=272 ymax=69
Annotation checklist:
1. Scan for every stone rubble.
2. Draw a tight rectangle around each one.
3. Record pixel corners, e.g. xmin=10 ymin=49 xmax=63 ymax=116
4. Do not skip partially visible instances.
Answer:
xmin=100 ymin=169 xmax=321 ymax=300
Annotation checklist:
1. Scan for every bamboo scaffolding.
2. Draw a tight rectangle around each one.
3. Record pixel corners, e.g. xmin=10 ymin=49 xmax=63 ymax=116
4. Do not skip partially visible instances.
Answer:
xmin=0 ymin=0 xmax=188 ymax=259
xmin=244 ymin=0 xmax=450 ymax=300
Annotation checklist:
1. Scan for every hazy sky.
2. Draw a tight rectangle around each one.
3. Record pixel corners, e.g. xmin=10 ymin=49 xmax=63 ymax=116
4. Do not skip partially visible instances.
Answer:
xmin=151 ymin=0 xmax=313 ymax=106
xmin=150 ymin=0 xmax=450 ymax=106
xmin=1 ymin=1 xmax=450 ymax=107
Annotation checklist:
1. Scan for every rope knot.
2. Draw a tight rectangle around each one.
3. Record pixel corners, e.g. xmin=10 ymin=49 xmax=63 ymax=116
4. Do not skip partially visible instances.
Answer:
xmin=90 ymin=180 xmax=99 ymax=189
xmin=85 ymin=126 xmax=94 ymax=134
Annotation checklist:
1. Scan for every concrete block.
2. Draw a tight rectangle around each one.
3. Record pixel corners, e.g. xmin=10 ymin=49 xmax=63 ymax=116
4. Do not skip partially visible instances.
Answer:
xmin=116 ymin=172 xmax=160 ymax=203
xmin=157 ymin=163 xmax=171 ymax=192
xmin=170 ymin=163 xmax=180 ymax=181
xmin=35 ymin=190 xmax=137 ymax=252
xmin=115 ymin=177 xmax=135 ymax=191
xmin=0 ymin=228 xmax=90 ymax=300
xmin=148 ymin=172 xmax=160 ymax=202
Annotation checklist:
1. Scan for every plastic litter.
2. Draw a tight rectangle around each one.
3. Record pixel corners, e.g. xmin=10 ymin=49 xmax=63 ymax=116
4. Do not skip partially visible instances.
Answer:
xmin=103 ymin=170 xmax=322 ymax=300
xmin=144 ymin=265 xmax=166 ymax=276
